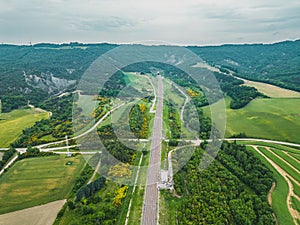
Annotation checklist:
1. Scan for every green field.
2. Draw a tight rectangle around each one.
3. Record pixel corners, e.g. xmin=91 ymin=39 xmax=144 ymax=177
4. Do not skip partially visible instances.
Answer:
xmin=76 ymin=95 xmax=95 ymax=117
xmin=236 ymin=141 xmax=300 ymax=155
xmin=291 ymin=153 xmax=300 ymax=161
xmin=0 ymin=109 xmax=49 ymax=147
xmin=270 ymin=148 xmax=300 ymax=171
xmin=163 ymin=79 xmax=185 ymax=107
xmin=204 ymin=97 xmax=300 ymax=143
xmin=0 ymin=155 xmax=86 ymax=214
xmin=244 ymin=144 xmax=300 ymax=225
xmin=241 ymin=79 xmax=300 ymax=98
xmin=159 ymin=190 xmax=180 ymax=225
xmin=258 ymin=147 xmax=300 ymax=183
xmin=248 ymin=146 xmax=294 ymax=225
xmin=123 ymin=72 xmax=153 ymax=94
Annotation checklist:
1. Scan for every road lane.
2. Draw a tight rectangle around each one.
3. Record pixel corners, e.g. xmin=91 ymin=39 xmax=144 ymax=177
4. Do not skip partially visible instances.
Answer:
xmin=142 ymin=75 xmax=163 ymax=225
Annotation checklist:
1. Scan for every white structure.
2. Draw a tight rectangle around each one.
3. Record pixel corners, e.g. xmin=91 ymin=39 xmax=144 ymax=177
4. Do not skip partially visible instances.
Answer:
xmin=65 ymin=135 xmax=72 ymax=157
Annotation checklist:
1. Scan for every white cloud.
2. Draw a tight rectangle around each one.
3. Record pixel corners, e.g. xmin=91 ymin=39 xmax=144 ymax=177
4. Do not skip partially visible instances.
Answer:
xmin=0 ymin=0 xmax=299 ymax=45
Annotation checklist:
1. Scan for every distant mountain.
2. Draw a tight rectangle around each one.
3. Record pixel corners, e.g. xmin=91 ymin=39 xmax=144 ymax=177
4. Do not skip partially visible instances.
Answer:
xmin=0 ymin=40 xmax=299 ymax=112
xmin=0 ymin=43 xmax=117 ymax=111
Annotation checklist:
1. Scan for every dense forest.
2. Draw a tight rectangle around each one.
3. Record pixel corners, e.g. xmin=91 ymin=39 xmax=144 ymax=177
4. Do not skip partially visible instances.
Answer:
xmin=214 ymin=73 xmax=263 ymax=109
xmin=0 ymin=43 xmax=116 ymax=110
xmin=173 ymin=141 xmax=275 ymax=225
xmin=0 ymin=43 xmax=117 ymax=113
xmin=1 ymin=41 xmax=298 ymax=113
xmin=189 ymin=40 xmax=300 ymax=92
xmin=54 ymin=162 xmax=125 ymax=225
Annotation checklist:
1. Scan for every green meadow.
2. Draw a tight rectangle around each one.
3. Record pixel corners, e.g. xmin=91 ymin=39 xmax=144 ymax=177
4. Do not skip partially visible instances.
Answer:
xmin=204 ymin=97 xmax=300 ymax=143
xmin=0 ymin=109 xmax=49 ymax=147
xmin=247 ymin=146 xmax=294 ymax=225
xmin=0 ymin=155 xmax=86 ymax=214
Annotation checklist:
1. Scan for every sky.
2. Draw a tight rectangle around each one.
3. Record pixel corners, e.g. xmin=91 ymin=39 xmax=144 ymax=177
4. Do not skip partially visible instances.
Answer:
xmin=0 ymin=0 xmax=300 ymax=46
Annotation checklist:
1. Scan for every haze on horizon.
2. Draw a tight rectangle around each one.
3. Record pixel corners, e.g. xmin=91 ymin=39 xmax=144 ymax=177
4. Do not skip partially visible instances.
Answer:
xmin=0 ymin=0 xmax=300 ymax=46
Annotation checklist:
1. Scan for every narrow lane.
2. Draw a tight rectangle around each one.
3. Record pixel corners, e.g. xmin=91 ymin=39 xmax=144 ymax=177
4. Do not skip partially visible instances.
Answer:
xmin=141 ymin=75 xmax=163 ymax=225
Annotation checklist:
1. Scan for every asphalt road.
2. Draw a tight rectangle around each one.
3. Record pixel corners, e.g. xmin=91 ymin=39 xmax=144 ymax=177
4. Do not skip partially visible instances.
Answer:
xmin=142 ymin=75 xmax=163 ymax=225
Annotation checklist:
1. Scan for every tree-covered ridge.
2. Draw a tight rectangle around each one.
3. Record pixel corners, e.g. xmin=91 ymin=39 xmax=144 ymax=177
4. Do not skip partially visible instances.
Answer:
xmin=214 ymin=73 xmax=263 ymax=109
xmin=0 ymin=43 xmax=116 ymax=112
xmin=189 ymin=40 xmax=300 ymax=92
xmin=173 ymin=142 xmax=275 ymax=225
xmin=1 ymin=40 xmax=298 ymax=112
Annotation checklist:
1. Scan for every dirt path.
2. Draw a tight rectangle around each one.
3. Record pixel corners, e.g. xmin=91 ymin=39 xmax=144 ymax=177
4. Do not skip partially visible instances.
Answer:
xmin=268 ymin=182 xmax=279 ymax=225
xmin=88 ymin=157 xmax=101 ymax=184
xmin=268 ymin=182 xmax=276 ymax=206
xmin=165 ymin=79 xmax=190 ymax=123
xmin=143 ymin=75 xmax=157 ymax=114
xmin=285 ymin=152 xmax=300 ymax=164
xmin=0 ymin=199 xmax=66 ymax=225
xmin=28 ymin=104 xmax=52 ymax=117
xmin=265 ymin=147 xmax=300 ymax=174
xmin=251 ymin=146 xmax=300 ymax=224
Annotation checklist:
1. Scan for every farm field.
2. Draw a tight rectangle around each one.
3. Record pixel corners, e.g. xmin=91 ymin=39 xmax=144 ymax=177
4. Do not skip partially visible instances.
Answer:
xmin=0 ymin=154 xmax=86 ymax=214
xmin=241 ymin=79 xmax=300 ymax=98
xmin=0 ymin=200 xmax=66 ymax=225
xmin=194 ymin=61 xmax=300 ymax=98
xmin=246 ymin=144 xmax=300 ymax=225
xmin=123 ymin=72 xmax=154 ymax=93
xmin=204 ymin=97 xmax=300 ymax=143
xmin=0 ymin=109 xmax=49 ymax=147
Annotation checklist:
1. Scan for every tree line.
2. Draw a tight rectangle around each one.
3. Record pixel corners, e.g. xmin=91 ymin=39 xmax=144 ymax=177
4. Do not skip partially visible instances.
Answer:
xmin=173 ymin=142 xmax=275 ymax=225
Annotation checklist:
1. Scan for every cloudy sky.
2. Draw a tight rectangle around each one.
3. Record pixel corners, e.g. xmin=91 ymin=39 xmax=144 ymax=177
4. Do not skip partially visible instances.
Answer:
xmin=1 ymin=0 xmax=300 ymax=45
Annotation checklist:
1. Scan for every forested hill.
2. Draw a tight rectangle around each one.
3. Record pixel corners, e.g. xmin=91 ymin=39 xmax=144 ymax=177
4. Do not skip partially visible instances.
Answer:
xmin=188 ymin=40 xmax=300 ymax=92
xmin=1 ymin=40 xmax=300 ymax=112
xmin=0 ymin=43 xmax=117 ymax=112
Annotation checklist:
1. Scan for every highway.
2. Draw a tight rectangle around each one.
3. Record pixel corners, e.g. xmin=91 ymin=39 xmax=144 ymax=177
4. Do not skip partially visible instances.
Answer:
xmin=141 ymin=75 xmax=163 ymax=225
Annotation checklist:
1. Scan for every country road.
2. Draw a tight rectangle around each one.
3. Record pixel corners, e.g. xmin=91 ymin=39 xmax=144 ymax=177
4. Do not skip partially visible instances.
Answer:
xmin=2 ymin=137 xmax=300 ymax=152
xmin=35 ymin=103 xmax=125 ymax=149
xmin=165 ymin=78 xmax=190 ymax=123
xmin=142 ymin=75 xmax=163 ymax=225
xmin=0 ymin=104 xmax=124 ymax=175
xmin=0 ymin=155 xmax=18 ymax=175
xmin=144 ymin=75 xmax=157 ymax=114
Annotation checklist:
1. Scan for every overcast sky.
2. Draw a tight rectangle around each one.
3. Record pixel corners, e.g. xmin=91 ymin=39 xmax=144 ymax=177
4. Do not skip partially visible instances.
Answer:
xmin=1 ymin=0 xmax=300 ymax=45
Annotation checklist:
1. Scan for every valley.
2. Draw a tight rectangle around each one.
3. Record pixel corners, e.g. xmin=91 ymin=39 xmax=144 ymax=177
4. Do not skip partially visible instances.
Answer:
xmin=0 ymin=42 xmax=299 ymax=225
